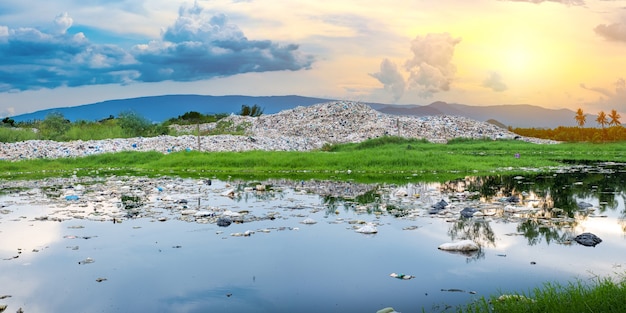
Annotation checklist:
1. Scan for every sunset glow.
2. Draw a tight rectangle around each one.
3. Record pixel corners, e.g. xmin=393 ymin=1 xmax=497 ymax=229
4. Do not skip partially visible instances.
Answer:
xmin=0 ymin=0 xmax=624 ymax=117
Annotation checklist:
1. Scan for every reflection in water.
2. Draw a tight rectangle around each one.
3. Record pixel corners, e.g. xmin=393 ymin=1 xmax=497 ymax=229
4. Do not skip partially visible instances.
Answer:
xmin=234 ymin=164 xmax=626 ymax=247
xmin=0 ymin=164 xmax=625 ymax=313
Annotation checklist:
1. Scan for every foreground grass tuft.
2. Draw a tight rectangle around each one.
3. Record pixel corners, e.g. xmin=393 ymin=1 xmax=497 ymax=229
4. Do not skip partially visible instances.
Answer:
xmin=458 ymin=276 xmax=626 ymax=313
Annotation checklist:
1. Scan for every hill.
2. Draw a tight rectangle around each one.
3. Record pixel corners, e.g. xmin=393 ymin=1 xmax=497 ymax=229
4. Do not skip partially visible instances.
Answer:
xmin=11 ymin=95 xmax=591 ymax=128
xmin=12 ymin=95 xmax=333 ymax=123
xmin=376 ymin=102 xmax=595 ymax=128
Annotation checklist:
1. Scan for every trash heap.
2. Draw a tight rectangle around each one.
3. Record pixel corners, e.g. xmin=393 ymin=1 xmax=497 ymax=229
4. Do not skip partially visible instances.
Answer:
xmin=0 ymin=101 xmax=558 ymax=161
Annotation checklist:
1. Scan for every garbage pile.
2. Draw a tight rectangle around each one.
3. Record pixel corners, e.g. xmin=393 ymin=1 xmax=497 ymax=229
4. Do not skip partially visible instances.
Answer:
xmin=0 ymin=101 xmax=558 ymax=161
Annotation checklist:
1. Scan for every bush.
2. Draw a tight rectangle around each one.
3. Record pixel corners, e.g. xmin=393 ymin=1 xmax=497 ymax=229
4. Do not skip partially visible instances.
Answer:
xmin=39 ymin=112 xmax=71 ymax=140
xmin=118 ymin=111 xmax=152 ymax=137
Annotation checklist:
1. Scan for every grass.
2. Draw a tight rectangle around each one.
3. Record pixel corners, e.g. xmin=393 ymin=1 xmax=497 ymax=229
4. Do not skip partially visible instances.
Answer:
xmin=456 ymin=275 xmax=626 ymax=313
xmin=1 ymin=137 xmax=625 ymax=182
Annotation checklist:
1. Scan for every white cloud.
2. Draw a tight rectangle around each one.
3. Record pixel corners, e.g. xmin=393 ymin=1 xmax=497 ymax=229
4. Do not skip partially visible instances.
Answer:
xmin=405 ymin=33 xmax=461 ymax=97
xmin=369 ymin=58 xmax=406 ymax=102
xmin=53 ymin=12 xmax=72 ymax=34
xmin=0 ymin=2 xmax=314 ymax=93
xmin=482 ymin=72 xmax=508 ymax=92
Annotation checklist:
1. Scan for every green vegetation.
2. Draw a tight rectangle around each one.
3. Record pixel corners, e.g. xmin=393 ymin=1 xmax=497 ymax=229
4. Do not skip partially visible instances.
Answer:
xmin=1 ymin=137 xmax=624 ymax=182
xmin=165 ymin=111 xmax=228 ymax=125
xmin=455 ymin=275 xmax=626 ymax=313
xmin=1 ymin=109 xmax=259 ymax=142
xmin=238 ymin=104 xmax=264 ymax=117
xmin=512 ymin=107 xmax=624 ymax=142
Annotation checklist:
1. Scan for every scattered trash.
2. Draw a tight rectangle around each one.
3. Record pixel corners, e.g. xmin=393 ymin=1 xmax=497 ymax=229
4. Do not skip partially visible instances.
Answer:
xmin=355 ymin=224 xmax=378 ymax=234
xmin=441 ymin=288 xmax=465 ymax=292
xmin=497 ymin=294 xmax=536 ymax=303
xmin=438 ymin=240 xmax=479 ymax=251
xmin=390 ymin=273 xmax=414 ymax=280
xmin=65 ymin=195 xmax=79 ymax=201
xmin=376 ymin=307 xmax=399 ymax=313
xmin=78 ymin=257 xmax=95 ymax=265
xmin=300 ymin=218 xmax=317 ymax=225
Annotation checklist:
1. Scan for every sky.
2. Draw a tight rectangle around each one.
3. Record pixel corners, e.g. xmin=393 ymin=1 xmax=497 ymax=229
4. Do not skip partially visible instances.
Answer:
xmin=1 ymin=0 xmax=626 ymax=118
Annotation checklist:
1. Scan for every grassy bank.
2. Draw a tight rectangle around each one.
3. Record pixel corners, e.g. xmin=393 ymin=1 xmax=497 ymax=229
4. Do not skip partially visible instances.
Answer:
xmin=456 ymin=275 xmax=626 ymax=313
xmin=1 ymin=137 xmax=624 ymax=182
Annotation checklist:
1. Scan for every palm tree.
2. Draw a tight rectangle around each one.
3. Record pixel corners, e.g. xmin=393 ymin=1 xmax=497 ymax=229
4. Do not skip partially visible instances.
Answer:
xmin=596 ymin=111 xmax=609 ymax=142
xmin=596 ymin=111 xmax=608 ymax=129
xmin=608 ymin=109 xmax=622 ymax=127
xmin=575 ymin=108 xmax=586 ymax=127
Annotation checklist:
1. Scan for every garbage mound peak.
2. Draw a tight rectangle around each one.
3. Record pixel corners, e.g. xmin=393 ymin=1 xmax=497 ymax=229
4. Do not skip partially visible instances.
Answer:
xmin=228 ymin=100 xmax=525 ymax=144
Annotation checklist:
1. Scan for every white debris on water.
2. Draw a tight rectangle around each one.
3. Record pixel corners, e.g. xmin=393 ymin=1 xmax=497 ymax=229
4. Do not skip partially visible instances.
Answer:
xmin=0 ymin=101 xmax=558 ymax=161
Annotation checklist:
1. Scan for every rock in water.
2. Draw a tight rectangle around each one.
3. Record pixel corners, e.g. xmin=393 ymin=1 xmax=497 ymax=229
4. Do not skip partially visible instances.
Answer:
xmin=429 ymin=199 xmax=448 ymax=214
xmin=355 ymin=224 xmax=378 ymax=234
xmin=574 ymin=232 xmax=602 ymax=247
xmin=438 ymin=240 xmax=480 ymax=251
xmin=217 ymin=217 xmax=232 ymax=227
xmin=460 ymin=207 xmax=477 ymax=218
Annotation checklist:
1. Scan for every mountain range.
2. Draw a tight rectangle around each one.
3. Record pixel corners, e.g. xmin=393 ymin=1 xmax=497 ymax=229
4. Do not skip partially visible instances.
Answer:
xmin=11 ymin=94 xmax=593 ymax=128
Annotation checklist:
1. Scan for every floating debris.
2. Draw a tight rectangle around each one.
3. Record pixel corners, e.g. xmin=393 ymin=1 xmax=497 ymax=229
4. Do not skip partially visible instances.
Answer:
xmin=300 ymin=218 xmax=317 ymax=225
xmin=376 ymin=307 xmax=399 ymax=313
xmin=438 ymin=240 xmax=479 ymax=251
xmin=390 ymin=273 xmax=414 ymax=280
xmin=78 ymin=257 xmax=95 ymax=265
xmin=355 ymin=224 xmax=378 ymax=234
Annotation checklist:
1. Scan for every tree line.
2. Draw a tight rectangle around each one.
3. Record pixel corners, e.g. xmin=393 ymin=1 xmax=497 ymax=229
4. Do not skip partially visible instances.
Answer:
xmin=512 ymin=108 xmax=624 ymax=142
xmin=0 ymin=104 xmax=264 ymax=142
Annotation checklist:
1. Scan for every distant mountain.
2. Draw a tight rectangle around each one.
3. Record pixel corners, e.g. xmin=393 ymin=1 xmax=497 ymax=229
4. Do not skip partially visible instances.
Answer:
xmin=377 ymin=101 xmax=597 ymax=128
xmin=12 ymin=95 xmax=594 ymax=128
xmin=12 ymin=95 xmax=334 ymax=123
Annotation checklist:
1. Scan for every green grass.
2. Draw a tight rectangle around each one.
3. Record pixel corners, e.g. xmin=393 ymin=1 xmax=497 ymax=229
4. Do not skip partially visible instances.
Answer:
xmin=457 ymin=275 xmax=626 ymax=313
xmin=0 ymin=127 xmax=39 ymax=142
xmin=1 ymin=137 xmax=624 ymax=182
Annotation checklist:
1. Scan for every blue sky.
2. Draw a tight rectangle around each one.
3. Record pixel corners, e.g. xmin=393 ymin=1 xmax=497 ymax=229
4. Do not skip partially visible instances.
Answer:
xmin=1 ymin=0 xmax=625 ymax=118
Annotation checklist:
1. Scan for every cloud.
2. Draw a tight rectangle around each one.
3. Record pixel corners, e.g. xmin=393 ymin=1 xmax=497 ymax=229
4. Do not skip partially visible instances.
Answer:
xmin=594 ymin=23 xmax=626 ymax=42
xmin=371 ymin=32 xmax=461 ymax=101
xmin=581 ymin=78 xmax=626 ymax=113
xmin=404 ymin=33 xmax=461 ymax=97
xmin=482 ymin=72 xmax=508 ymax=92
xmin=0 ymin=2 xmax=314 ymax=93
xmin=502 ymin=0 xmax=586 ymax=5
xmin=369 ymin=59 xmax=406 ymax=102
xmin=53 ymin=12 xmax=73 ymax=35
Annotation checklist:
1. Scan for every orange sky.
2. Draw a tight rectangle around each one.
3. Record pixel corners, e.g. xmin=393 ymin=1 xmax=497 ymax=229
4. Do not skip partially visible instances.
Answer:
xmin=0 ymin=0 xmax=624 ymax=117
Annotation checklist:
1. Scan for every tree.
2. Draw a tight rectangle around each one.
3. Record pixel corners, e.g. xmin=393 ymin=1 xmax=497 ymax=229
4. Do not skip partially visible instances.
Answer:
xmin=574 ymin=108 xmax=586 ymax=128
xmin=596 ymin=111 xmax=608 ymax=129
xmin=239 ymin=104 xmax=264 ymax=117
xmin=608 ymin=109 xmax=621 ymax=127
xmin=1 ymin=117 xmax=15 ymax=127
xmin=117 ymin=111 xmax=152 ymax=137
xmin=40 ymin=112 xmax=71 ymax=140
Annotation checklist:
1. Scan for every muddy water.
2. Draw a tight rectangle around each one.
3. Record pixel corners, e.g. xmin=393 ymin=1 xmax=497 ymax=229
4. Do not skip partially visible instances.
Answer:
xmin=0 ymin=165 xmax=624 ymax=312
